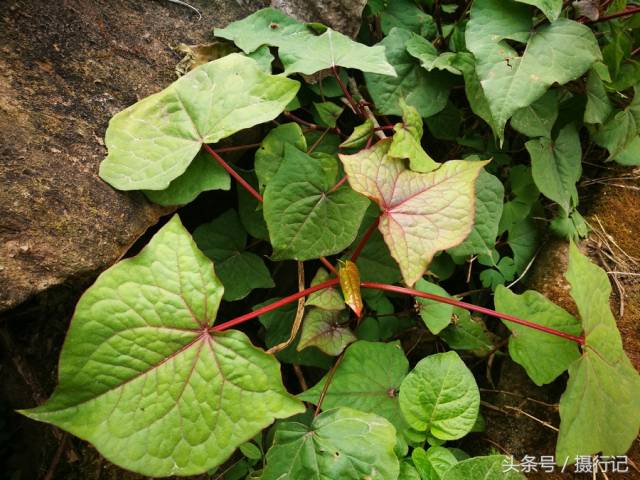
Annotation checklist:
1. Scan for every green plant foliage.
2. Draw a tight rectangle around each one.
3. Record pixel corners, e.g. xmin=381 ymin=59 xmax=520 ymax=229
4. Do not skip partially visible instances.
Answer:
xmin=439 ymin=308 xmax=495 ymax=355
xmin=340 ymin=140 xmax=487 ymax=285
xmin=399 ymin=351 xmax=480 ymax=440
xmin=592 ymin=85 xmax=640 ymax=159
xmin=442 ymin=455 xmax=526 ymax=480
xmin=415 ymin=279 xmax=453 ymax=334
xmin=365 ymin=28 xmax=450 ymax=117
xmin=466 ymin=0 xmax=600 ymax=141
xmin=389 ymin=99 xmax=440 ymax=173
xmin=510 ymin=90 xmax=559 ymax=139
xmin=215 ymin=8 xmax=396 ymax=76
xmin=298 ymin=308 xmax=356 ymax=356
xmin=264 ymin=145 xmax=369 ymax=260
xmin=261 ymin=407 xmax=400 ymax=479
xmin=406 ymin=34 xmax=461 ymax=75
xmin=193 ymin=209 xmax=274 ymax=301
xmin=556 ymin=244 xmax=640 ymax=462
xmin=515 ymin=0 xmax=563 ymax=21
xmin=494 ymin=285 xmax=581 ymax=385
xmin=412 ymin=446 xmax=459 ymax=480
xmin=99 ymin=54 xmax=299 ymax=190
xmin=340 ymin=119 xmax=375 ymax=149
xmin=299 ymin=341 xmax=409 ymax=435
xmin=379 ymin=0 xmax=436 ymax=36
xmin=20 ymin=216 xmax=303 ymax=476
xmin=255 ymin=123 xmax=307 ymax=192
xmin=306 ymin=267 xmax=346 ymax=311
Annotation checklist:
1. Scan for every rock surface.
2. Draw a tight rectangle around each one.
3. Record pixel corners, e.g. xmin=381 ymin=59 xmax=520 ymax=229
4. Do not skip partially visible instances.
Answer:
xmin=272 ymin=0 xmax=367 ymax=37
xmin=0 ymin=0 xmax=268 ymax=312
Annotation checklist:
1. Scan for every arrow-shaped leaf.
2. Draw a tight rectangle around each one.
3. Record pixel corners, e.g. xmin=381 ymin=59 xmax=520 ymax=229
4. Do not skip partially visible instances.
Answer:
xmin=339 ymin=140 xmax=487 ymax=286
xmin=99 ymin=54 xmax=299 ymax=190
xmin=19 ymin=216 xmax=303 ymax=477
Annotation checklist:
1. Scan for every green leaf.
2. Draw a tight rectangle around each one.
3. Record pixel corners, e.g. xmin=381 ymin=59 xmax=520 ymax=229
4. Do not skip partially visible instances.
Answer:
xmin=494 ymin=285 xmax=581 ymax=385
xmin=389 ymin=99 xmax=440 ymax=173
xmin=584 ymin=69 xmax=613 ymax=125
xmin=593 ymin=87 xmax=640 ymax=159
xmin=515 ymin=0 xmax=563 ymax=21
xmin=143 ymin=150 xmax=230 ymax=205
xmin=237 ymin=169 xmax=269 ymax=241
xmin=557 ymin=243 xmax=640 ymax=462
xmin=412 ymin=446 xmax=459 ymax=480
xmin=215 ymin=8 xmax=396 ymax=77
xmin=442 ymin=456 xmax=526 ymax=480
xmin=340 ymin=139 xmax=487 ymax=286
xmin=99 ymin=54 xmax=299 ymax=190
xmin=246 ymin=45 xmax=274 ymax=72
xmin=256 ymin=299 xmax=332 ymax=369
xmin=466 ymin=0 xmax=601 ymax=141
xmin=406 ymin=34 xmax=462 ymax=75
xmin=20 ymin=215 xmax=303 ymax=477
xmin=365 ymin=28 xmax=450 ymax=117
xmin=306 ymin=268 xmax=346 ymax=311
xmin=508 ymin=219 xmax=540 ymax=274
xmin=355 ymin=228 xmax=403 ymax=284
xmin=261 ymin=407 xmax=400 ymax=480
xmin=298 ymin=308 xmax=356 ymax=356
xmin=510 ymin=90 xmax=559 ymax=139
xmin=439 ymin=308 xmax=494 ymax=355
xmin=264 ymin=145 xmax=369 ymax=261
xmin=448 ymin=170 xmax=504 ymax=260
xmin=312 ymin=101 xmax=344 ymax=128
xmin=415 ymin=279 xmax=453 ymax=335
xmin=526 ymin=123 xmax=582 ymax=214
xmin=255 ymin=123 xmax=307 ymax=192
xmin=400 ymin=461 xmax=422 ymax=480
xmin=399 ymin=351 xmax=480 ymax=440
xmin=340 ymin=119 xmax=374 ymax=149
xmin=299 ymin=341 xmax=409 ymax=435
xmin=239 ymin=442 xmax=263 ymax=461
xmin=380 ymin=0 xmax=436 ymax=37
xmin=614 ymin=135 xmax=640 ymax=166
xmin=193 ymin=210 xmax=274 ymax=301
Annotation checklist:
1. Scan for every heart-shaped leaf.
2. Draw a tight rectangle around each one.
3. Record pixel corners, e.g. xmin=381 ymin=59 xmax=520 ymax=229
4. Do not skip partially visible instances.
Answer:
xmin=298 ymin=308 xmax=356 ymax=356
xmin=215 ymin=8 xmax=396 ymax=77
xmin=340 ymin=140 xmax=487 ymax=286
xmin=466 ymin=0 xmax=601 ymax=141
xmin=415 ymin=280 xmax=454 ymax=334
xmin=19 ymin=215 xmax=303 ymax=477
xmin=264 ymin=145 xmax=369 ymax=261
xmin=261 ymin=407 xmax=400 ymax=480
xmin=389 ymin=99 xmax=440 ymax=173
xmin=556 ymin=243 xmax=640 ymax=462
xmin=255 ymin=123 xmax=307 ymax=192
xmin=299 ymin=341 xmax=409 ymax=435
xmin=442 ymin=455 xmax=526 ymax=480
xmin=399 ymin=351 xmax=480 ymax=440
xmin=412 ymin=446 xmax=459 ymax=480
xmin=99 ymin=54 xmax=299 ymax=190
xmin=193 ymin=209 xmax=274 ymax=301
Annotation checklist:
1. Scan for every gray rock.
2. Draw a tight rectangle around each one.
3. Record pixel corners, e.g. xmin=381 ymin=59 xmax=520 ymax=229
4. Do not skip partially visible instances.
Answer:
xmin=271 ymin=0 xmax=367 ymax=37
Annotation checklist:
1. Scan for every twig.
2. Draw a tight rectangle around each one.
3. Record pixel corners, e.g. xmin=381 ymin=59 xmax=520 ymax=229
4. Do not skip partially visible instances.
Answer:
xmin=347 ymin=78 xmax=387 ymax=140
xmin=307 ymin=128 xmax=330 ymax=154
xmin=293 ymin=364 xmax=308 ymax=391
xmin=167 ymin=0 xmax=202 ymax=20
xmin=506 ymin=246 xmax=541 ymax=289
xmin=268 ymin=262 xmax=306 ymax=354
xmin=479 ymin=388 xmax=558 ymax=409
xmin=43 ymin=434 xmax=69 ymax=480
xmin=203 ymin=144 xmax=263 ymax=202
xmin=332 ymin=66 xmax=363 ymax=117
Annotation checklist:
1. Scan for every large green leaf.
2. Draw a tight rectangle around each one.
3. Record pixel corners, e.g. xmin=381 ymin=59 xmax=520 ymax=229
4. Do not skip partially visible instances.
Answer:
xmin=510 ymin=90 xmax=559 ymax=139
xmin=215 ymin=8 xmax=396 ymax=77
xmin=297 ymin=308 xmax=356 ymax=356
xmin=515 ymin=0 xmax=562 ymax=21
xmin=20 ymin=215 xmax=303 ymax=477
xmin=365 ymin=28 xmax=450 ymax=117
xmin=494 ymin=285 xmax=581 ymax=386
xmin=412 ymin=446 xmax=458 ymax=480
xmin=406 ymin=34 xmax=461 ymax=75
xmin=399 ymin=351 xmax=480 ymax=440
xmin=593 ymin=86 xmax=640 ymax=159
xmin=526 ymin=123 xmax=582 ymax=214
xmin=299 ymin=341 xmax=409 ymax=434
xmin=415 ymin=280 xmax=454 ymax=335
xmin=100 ymin=54 xmax=299 ymax=190
xmin=584 ymin=69 xmax=613 ymax=125
xmin=389 ymin=99 xmax=440 ymax=173
xmin=193 ymin=209 xmax=274 ymax=301
xmin=261 ymin=407 xmax=400 ymax=480
xmin=144 ymin=150 xmax=230 ymax=206
xmin=255 ymin=123 xmax=307 ymax=192
xmin=340 ymin=139 xmax=487 ymax=286
xmin=466 ymin=0 xmax=600 ymax=141
xmin=556 ymin=244 xmax=640 ymax=462
xmin=448 ymin=170 xmax=504 ymax=261
xmin=380 ymin=0 xmax=436 ymax=36
xmin=264 ymin=145 xmax=369 ymax=260
xmin=442 ymin=456 xmax=525 ymax=480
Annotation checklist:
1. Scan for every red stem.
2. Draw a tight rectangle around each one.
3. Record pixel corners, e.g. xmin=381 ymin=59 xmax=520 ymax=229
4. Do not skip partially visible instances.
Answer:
xmin=319 ymin=256 xmax=338 ymax=275
xmin=351 ymin=216 xmax=380 ymax=262
xmin=329 ymin=175 xmax=349 ymax=194
xmin=214 ymin=143 xmax=261 ymax=153
xmin=211 ymin=278 xmax=340 ymax=331
xmin=332 ymin=66 xmax=363 ymax=117
xmin=203 ymin=144 xmax=264 ymax=203
xmin=361 ymin=282 xmax=585 ymax=345
xmin=374 ymin=125 xmax=396 ymax=131
xmin=587 ymin=6 xmax=640 ymax=23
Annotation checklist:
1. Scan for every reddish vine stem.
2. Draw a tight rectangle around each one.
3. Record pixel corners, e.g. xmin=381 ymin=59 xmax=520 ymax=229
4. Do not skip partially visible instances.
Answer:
xmin=320 ymin=256 xmax=338 ymax=275
xmin=361 ymin=282 xmax=586 ymax=345
xmin=203 ymin=144 xmax=264 ymax=203
xmin=211 ymin=278 xmax=340 ymax=332
xmin=586 ymin=6 xmax=640 ymax=23
xmin=283 ymin=111 xmax=342 ymax=137
xmin=374 ymin=125 xmax=396 ymax=131
xmin=351 ymin=216 xmax=380 ymax=262
xmin=214 ymin=143 xmax=261 ymax=153
xmin=314 ymin=351 xmax=345 ymax=417
xmin=332 ymin=66 xmax=363 ymax=117
xmin=329 ymin=175 xmax=349 ymax=193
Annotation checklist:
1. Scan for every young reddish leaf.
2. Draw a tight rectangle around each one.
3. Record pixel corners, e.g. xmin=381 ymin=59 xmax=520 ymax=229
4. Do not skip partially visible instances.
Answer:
xmin=19 ymin=215 xmax=304 ymax=477
xmin=338 ymin=259 xmax=363 ymax=317
xmin=339 ymin=140 xmax=488 ymax=286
